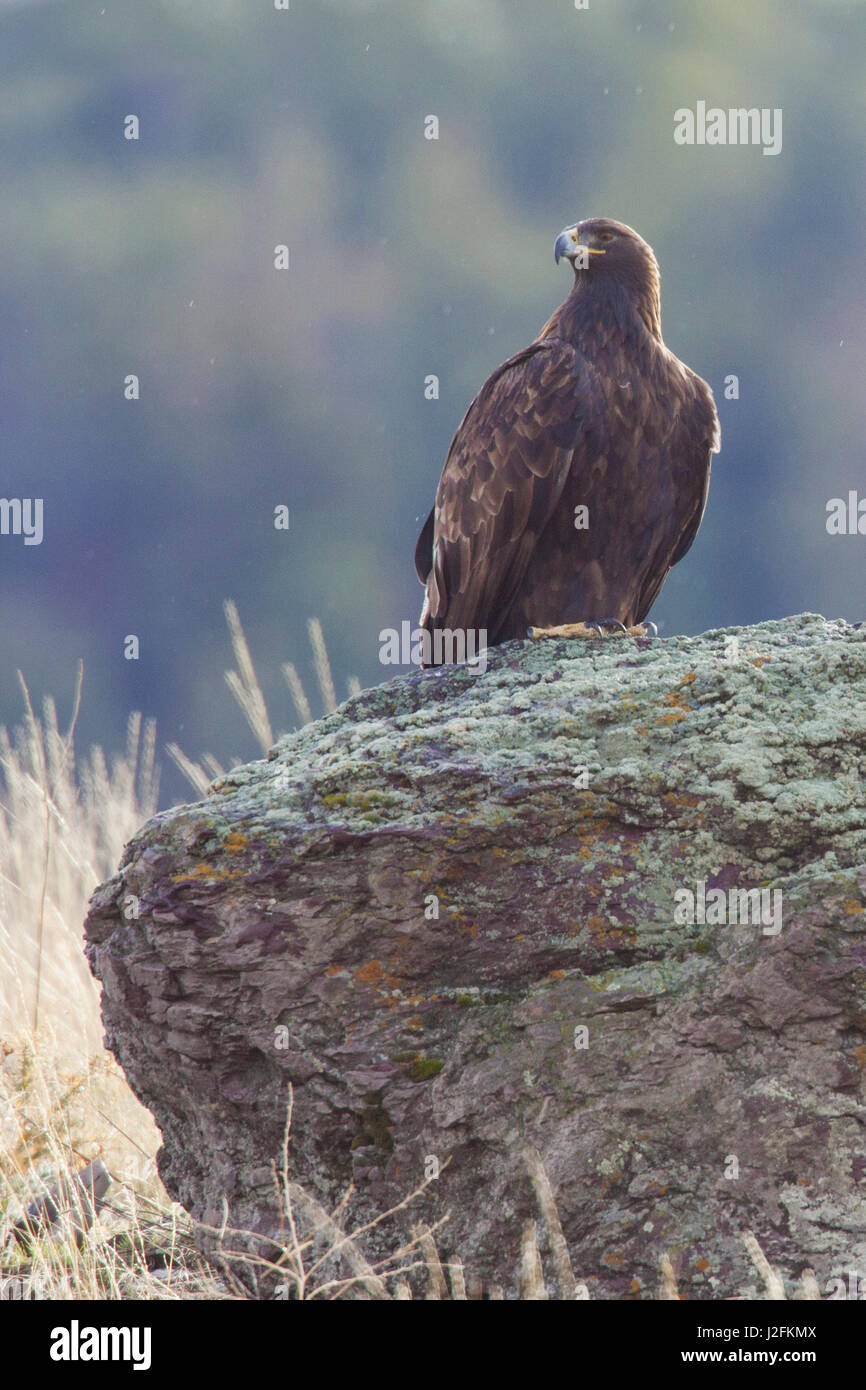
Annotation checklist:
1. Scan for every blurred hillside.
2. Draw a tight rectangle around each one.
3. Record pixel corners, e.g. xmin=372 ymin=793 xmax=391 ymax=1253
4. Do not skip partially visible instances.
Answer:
xmin=1 ymin=0 xmax=864 ymax=807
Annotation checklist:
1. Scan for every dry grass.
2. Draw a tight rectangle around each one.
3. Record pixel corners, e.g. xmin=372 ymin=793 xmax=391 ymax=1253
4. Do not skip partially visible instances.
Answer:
xmin=166 ymin=603 xmax=361 ymax=797
xmin=0 ymin=609 xmax=358 ymax=1300
xmin=0 ymin=661 xmax=182 ymax=1297
xmin=0 ymin=666 xmax=158 ymax=1054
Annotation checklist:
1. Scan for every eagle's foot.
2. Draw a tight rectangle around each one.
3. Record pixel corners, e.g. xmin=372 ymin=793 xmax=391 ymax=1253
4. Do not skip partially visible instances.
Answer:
xmin=529 ymin=620 xmax=655 ymax=640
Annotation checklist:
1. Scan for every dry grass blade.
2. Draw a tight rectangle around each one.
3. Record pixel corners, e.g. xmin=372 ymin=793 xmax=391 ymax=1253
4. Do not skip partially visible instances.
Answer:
xmin=659 ymin=1252 xmax=680 ymax=1300
xmin=16 ymin=672 xmax=55 ymax=1036
xmin=307 ymin=618 xmax=337 ymax=715
xmin=447 ymin=1258 xmax=467 ymax=1300
xmin=288 ymin=1183 xmax=391 ymax=1301
xmin=414 ymin=1223 xmax=448 ymax=1300
xmin=223 ymin=599 xmax=273 ymax=753
xmin=743 ymin=1230 xmax=786 ymax=1299
xmin=165 ymin=744 xmax=215 ymax=798
xmin=281 ymin=662 xmax=312 ymax=727
xmin=524 ymin=1143 xmax=578 ymax=1298
xmin=520 ymin=1220 xmax=548 ymax=1299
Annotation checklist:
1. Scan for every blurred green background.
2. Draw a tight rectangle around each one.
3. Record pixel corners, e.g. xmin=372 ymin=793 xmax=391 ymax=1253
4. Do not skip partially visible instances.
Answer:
xmin=1 ymin=0 xmax=864 ymax=807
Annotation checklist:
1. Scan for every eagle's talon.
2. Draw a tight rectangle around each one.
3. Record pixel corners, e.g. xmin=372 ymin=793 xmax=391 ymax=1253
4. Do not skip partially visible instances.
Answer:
xmin=530 ymin=619 xmax=656 ymax=641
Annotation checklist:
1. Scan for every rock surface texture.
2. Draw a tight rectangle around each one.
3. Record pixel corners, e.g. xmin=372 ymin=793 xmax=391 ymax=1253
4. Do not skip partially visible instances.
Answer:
xmin=85 ymin=615 xmax=866 ymax=1299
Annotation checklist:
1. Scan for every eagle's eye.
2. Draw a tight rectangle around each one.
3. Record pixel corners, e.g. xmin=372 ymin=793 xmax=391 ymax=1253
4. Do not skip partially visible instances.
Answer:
xmin=597 ymin=231 xmax=614 ymax=243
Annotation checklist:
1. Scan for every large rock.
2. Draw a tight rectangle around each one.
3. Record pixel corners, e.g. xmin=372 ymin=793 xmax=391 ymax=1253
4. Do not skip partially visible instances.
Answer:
xmin=85 ymin=615 xmax=866 ymax=1299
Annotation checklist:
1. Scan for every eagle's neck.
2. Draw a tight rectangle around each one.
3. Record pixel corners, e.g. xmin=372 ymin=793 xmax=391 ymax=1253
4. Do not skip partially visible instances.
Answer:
xmin=550 ymin=271 xmax=663 ymax=349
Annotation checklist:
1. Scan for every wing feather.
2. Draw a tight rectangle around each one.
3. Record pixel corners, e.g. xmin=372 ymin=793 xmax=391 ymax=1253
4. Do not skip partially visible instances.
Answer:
xmin=418 ymin=339 xmax=588 ymax=642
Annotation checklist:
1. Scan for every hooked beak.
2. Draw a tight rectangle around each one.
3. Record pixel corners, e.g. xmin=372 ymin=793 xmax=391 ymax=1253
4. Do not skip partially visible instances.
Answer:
xmin=554 ymin=225 xmax=607 ymax=265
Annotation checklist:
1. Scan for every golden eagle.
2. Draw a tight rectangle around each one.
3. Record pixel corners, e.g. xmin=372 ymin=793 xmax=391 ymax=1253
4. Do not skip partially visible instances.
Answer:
xmin=415 ymin=218 xmax=719 ymax=655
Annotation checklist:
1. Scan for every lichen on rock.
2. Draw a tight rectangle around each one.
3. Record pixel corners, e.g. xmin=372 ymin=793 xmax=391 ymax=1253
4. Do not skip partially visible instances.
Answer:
xmin=85 ymin=615 xmax=866 ymax=1298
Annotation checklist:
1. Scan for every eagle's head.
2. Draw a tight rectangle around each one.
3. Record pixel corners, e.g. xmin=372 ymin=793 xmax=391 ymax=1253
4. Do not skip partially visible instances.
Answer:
xmin=554 ymin=218 xmax=662 ymax=337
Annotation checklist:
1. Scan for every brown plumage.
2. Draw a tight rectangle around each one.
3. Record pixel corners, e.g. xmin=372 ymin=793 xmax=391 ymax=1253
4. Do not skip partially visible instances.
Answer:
xmin=415 ymin=218 xmax=719 ymax=654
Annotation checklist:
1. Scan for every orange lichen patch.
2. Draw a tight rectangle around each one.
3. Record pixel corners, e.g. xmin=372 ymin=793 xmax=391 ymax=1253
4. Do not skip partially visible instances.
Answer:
xmin=664 ymin=689 xmax=692 ymax=710
xmin=680 ymin=671 xmax=696 ymax=685
xmin=855 ymin=1044 xmax=866 ymax=1068
xmin=751 ymin=657 xmax=771 ymax=668
xmin=797 ymin=1178 xmax=813 ymax=1187
xmin=581 ymin=816 xmax=613 ymax=832
xmin=173 ymin=863 xmax=243 ymax=883
xmin=547 ymin=969 xmax=567 ymax=981
xmin=406 ymin=1016 xmax=424 ymax=1031
xmin=223 ymin=832 xmax=248 ymax=851
xmin=355 ymin=960 xmax=384 ymax=985
xmin=661 ymin=791 xmax=699 ymax=809
xmin=630 ymin=1278 xmax=642 ymax=1293
xmin=601 ymin=1248 xmax=625 ymax=1267
xmin=656 ymin=686 xmax=693 ymax=725
xmin=173 ymin=864 xmax=215 ymax=881
xmin=325 ymin=965 xmax=345 ymax=977
xmin=587 ymin=915 xmax=633 ymax=949
xmin=844 ymin=899 xmax=863 ymax=915
xmin=695 ymin=1257 xmax=710 ymax=1272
